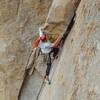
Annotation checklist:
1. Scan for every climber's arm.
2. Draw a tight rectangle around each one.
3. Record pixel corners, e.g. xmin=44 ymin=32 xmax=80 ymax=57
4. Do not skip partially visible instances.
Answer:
xmin=32 ymin=37 xmax=40 ymax=49
xmin=53 ymin=35 xmax=63 ymax=48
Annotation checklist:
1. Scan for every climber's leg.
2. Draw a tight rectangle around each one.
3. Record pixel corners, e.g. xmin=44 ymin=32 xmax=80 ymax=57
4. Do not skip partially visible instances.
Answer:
xmin=45 ymin=53 xmax=52 ymax=84
xmin=46 ymin=53 xmax=51 ymax=75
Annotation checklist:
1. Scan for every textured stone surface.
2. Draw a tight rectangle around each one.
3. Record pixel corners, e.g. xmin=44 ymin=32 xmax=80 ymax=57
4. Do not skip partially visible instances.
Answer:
xmin=46 ymin=0 xmax=80 ymax=36
xmin=0 ymin=0 xmax=52 ymax=100
xmin=0 ymin=0 xmax=100 ymax=100
xmin=20 ymin=71 xmax=43 ymax=100
xmin=39 ymin=0 xmax=100 ymax=100
xmin=0 ymin=0 xmax=19 ymax=24
xmin=20 ymin=0 xmax=80 ymax=100
xmin=47 ymin=0 xmax=79 ymax=23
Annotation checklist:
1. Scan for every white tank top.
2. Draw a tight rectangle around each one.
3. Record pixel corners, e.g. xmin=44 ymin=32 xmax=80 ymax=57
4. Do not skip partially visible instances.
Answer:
xmin=39 ymin=41 xmax=53 ymax=54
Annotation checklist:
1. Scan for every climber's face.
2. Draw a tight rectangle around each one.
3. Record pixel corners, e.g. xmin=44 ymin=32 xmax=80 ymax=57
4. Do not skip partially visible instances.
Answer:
xmin=40 ymin=34 xmax=47 ymax=42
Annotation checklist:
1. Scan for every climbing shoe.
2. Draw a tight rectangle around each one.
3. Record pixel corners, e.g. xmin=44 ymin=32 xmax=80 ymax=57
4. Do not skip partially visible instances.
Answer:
xmin=44 ymin=76 xmax=51 ymax=85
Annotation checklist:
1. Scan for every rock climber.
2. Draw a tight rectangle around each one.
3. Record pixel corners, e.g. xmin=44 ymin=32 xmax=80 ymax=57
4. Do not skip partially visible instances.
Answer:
xmin=32 ymin=23 xmax=64 ymax=83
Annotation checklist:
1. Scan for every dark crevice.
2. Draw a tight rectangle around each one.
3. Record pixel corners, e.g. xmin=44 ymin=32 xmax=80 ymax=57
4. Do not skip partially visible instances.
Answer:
xmin=61 ymin=13 xmax=76 ymax=45
xmin=62 ymin=0 xmax=82 ymax=44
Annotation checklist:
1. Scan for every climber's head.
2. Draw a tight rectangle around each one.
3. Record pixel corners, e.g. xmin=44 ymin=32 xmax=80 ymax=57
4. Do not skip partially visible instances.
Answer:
xmin=39 ymin=23 xmax=49 ymax=42
xmin=40 ymin=34 xmax=48 ymax=42
xmin=39 ymin=29 xmax=47 ymax=42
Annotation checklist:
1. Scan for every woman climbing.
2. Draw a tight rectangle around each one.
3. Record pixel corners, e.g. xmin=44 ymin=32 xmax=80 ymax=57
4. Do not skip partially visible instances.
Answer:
xmin=32 ymin=23 xmax=64 ymax=84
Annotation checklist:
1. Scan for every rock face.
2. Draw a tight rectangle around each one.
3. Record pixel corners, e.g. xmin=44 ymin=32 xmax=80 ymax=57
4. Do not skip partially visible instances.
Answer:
xmin=19 ymin=0 xmax=80 ymax=100
xmin=0 ymin=0 xmax=100 ymax=100
xmin=46 ymin=0 xmax=80 ymax=36
xmin=39 ymin=0 xmax=100 ymax=100
xmin=0 ymin=0 xmax=52 ymax=100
